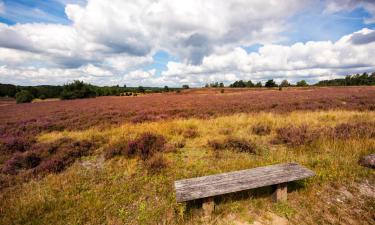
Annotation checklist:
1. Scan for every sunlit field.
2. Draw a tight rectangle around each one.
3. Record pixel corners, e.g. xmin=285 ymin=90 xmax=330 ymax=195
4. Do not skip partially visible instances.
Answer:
xmin=0 ymin=88 xmax=374 ymax=224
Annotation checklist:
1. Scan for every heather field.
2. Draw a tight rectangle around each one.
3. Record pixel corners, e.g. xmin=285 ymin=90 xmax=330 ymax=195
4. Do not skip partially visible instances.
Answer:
xmin=0 ymin=87 xmax=375 ymax=224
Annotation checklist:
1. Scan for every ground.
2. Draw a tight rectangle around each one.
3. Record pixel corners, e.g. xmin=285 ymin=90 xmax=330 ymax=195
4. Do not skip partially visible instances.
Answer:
xmin=0 ymin=87 xmax=374 ymax=224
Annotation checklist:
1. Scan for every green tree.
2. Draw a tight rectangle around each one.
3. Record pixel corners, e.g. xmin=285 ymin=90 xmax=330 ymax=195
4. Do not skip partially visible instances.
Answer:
xmin=60 ymin=80 xmax=96 ymax=100
xmin=246 ymin=80 xmax=254 ymax=87
xmin=255 ymin=82 xmax=262 ymax=87
xmin=280 ymin=80 xmax=290 ymax=87
xmin=219 ymin=82 xmax=224 ymax=88
xmin=182 ymin=85 xmax=189 ymax=89
xmin=296 ymin=80 xmax=308 ymax=87
xmin=265 ymin=79 xmax=277 ymax=88
xmin=16 ymin=90 xmax=34 ymax=104
xmin=138 ymin=86 xmax=145 ymax=93
xmin=164 ymin=86 xmax=169 ymax=92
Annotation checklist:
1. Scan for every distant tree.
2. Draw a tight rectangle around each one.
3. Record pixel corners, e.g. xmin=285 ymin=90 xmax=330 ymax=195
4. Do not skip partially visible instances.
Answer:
xmin=246 ymin=80 xmax=254 ymax=87
xmin=255 ymin=82 xmax=262 ymax=87
xmin=138 ymin=86 xmax=145 ymax=93
xmin=205 ymin=83 xmax=209 ymax=88
xmin=0 ymin=83 xmax=17 ymax=97
xmin=60 ymin=80 xmax=96 ymax=100
xmin=123 ymin=84 xmax=127 ymax=88
xmin=265 ymin=79 xmax=277 ymax=88
xmin=296 ymin=80 xmax=308 ymax=87
xmin=182 ymin=85 xmax=189 ymax=89
xmin=219 ymin=82 xmax=224 ymax=88
xmin=230 ymin=80 xmax=246 ymax=88
xmin=280 ymin=80 xmax=290 ymax=87
xmin=164 ymin=86 xmax=169 ymax=92
xmin=16 ymin=90 xmax=34 ymax=104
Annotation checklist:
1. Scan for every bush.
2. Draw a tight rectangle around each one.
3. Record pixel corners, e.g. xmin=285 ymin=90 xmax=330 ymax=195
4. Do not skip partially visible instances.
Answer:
xmin=252 ymin=124 xmax=271 ymax=136
xmin=104 ymin=142 xmax=129 ymax=159
xmin=103 ymin=133 xmax=167 ymax=161
xmin=273 ymin=125 xmax=319 ymax=147
xmin=332 ymin=122 xmax=375 ymax=139
xmin=145 ymin=154 xmax=168 ymax=173
xmin=208 ymin=137 xmax=257 ymax=154
xmin=15 ymin=90 xmax=34 ymax=104
xmin=1 ymin=152 xmax=41 ymax=174
xmin=136 ymin=133 xmax=166 ymax=160
xmin=0 ymin=137 xmax=35 ymax=154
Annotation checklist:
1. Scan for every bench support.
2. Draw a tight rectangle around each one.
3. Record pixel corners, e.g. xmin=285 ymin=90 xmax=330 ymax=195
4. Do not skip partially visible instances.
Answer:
xmin=202 ymin=197 xmax=214 ymax=217
xmin=273 ymin=183 xmax=287 ymax=202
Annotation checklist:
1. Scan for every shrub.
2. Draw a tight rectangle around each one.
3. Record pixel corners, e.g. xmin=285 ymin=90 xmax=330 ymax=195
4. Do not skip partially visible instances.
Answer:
xmin=37 ymin=156 xmax=65 ymax=173
xmin=1 ymin=152 xmax=41 ymax=174
xmin=15 ymin=90 xmax=34 ymax=104
xmin=104 ymin=142 xmax=132 ymax=159
xmin=136 ymin=133 xmax=166 ymax=160
xmin=183 ymin=128 xmax=199 ymax=139
xmin=145 ymin=154 xmax=168 ymax=173
xmin=273 ymin=125 xmax=319 ymax=147
xmin=208 ymin=137 xmax=257 ymax=154
xmin=0 ymin=137 xmax=35 ymax=153
xmin=252 ymin=124 xmax=271 ymax=136
xmin=332 ymin=122 xmax=375 ymax=139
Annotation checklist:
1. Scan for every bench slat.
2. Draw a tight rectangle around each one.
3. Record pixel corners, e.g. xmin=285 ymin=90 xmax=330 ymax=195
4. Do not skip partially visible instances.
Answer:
xmin=175 ymin=163 xmax=314 ymax=202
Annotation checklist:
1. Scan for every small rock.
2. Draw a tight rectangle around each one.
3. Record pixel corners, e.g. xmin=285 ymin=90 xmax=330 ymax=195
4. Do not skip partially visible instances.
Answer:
xmin=358 ymin=154 xmax=375 ymax=169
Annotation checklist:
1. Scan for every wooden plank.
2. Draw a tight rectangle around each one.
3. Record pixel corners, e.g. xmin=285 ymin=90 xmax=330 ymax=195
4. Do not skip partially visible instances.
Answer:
xmin=175 ymin=163 xmax=314 ymax=202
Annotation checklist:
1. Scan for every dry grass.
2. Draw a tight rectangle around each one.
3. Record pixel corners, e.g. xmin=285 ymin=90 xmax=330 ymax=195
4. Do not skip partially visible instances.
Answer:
xmin=0 ymin=110 xmax=374 ymax=224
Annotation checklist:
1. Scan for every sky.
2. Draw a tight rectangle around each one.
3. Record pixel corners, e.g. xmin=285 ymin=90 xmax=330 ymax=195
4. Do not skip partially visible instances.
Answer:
xmin=0 ymin=0 xmax=375 ymax=87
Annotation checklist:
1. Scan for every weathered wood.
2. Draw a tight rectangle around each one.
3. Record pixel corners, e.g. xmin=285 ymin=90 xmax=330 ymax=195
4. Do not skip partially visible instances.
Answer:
xmin=202 ymin=197 xmax=214 ymax=217
xmin=273 ymin=183 xmax=287 ymax=202
xmin=175 ymin=163 xmax=314 ymax=202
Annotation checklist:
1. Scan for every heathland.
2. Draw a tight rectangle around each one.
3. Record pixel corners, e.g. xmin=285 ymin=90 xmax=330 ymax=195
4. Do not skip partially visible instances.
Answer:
xmin=0 ymin=87 xmax=374 ymax=224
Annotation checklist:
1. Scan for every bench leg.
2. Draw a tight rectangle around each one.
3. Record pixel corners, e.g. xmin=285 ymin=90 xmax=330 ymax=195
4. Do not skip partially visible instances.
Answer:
xmin=273 ymin=183 xmax=287 ymax=202
xmin=202 ymin=197 xmax=214 ymax=217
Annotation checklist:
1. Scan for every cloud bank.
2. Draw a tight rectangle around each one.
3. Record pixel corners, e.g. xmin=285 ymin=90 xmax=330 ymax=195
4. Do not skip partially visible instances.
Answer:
xmin=0 ymin=0 xmax=374 ymax=86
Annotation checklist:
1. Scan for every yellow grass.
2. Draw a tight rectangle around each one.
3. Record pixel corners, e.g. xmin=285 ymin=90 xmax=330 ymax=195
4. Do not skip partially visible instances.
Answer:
xmin=1 ymin=110 xmax=374 ymax=224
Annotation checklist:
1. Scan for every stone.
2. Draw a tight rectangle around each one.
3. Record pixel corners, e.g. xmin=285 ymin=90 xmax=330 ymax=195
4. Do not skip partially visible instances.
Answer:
xmin=358 ymin=154 xmax=375 ymax=169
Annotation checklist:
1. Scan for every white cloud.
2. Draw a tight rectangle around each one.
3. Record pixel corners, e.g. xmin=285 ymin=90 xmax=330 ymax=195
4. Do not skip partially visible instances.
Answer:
xmin=0 ymin=0 xmax=374 ymax=86
xmin=154 ymin=28 xmax=375 ymax=86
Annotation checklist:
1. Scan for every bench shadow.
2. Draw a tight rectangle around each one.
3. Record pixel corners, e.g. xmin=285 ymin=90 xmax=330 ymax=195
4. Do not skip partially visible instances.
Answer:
xmin=184 ymin=180 xmax=307 ymax=215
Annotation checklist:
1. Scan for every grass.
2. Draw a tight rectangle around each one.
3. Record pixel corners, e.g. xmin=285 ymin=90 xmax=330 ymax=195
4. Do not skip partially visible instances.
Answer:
xmin=1 ymin=110 xmax=374 ymax=224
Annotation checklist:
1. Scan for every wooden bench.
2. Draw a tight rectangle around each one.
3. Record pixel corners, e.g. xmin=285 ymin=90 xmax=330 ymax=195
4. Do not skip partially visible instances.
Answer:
xmin=174 ymin=163 xmax=315 ymax=216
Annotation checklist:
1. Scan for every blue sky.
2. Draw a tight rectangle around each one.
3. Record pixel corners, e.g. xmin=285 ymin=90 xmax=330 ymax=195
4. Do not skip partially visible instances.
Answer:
xmin=0 ymin=0 xmax=375 ymax=86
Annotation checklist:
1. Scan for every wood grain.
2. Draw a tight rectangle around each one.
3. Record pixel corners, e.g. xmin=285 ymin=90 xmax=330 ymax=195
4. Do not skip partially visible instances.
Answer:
xmin=175 ymin=163 xmax=315 ymax=202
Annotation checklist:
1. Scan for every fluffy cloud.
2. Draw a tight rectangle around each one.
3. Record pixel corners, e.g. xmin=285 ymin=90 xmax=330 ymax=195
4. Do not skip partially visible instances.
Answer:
xmin=0 ymin=0 xmax=374 ymax=86
xmin=156 ymin=28 xmax=375 ymax=85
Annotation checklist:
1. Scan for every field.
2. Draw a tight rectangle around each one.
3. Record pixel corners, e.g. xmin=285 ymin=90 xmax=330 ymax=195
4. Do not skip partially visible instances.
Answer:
xmin=0 ymin=87 xmax=375 ymax=224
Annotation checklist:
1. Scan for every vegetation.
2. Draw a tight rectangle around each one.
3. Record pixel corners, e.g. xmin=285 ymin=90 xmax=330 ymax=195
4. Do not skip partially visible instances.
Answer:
xmin=0 ymin=111 xmax=374 ymax=224
xmin=60 ymin=80 xmax=97 ymax=100
xmin=15 ymin=90 xmax=33 ymax=104
xmin=316 ymin=72 xmax=375 ymax=86
xmin=296 ymin=80 xmax=308 ymax=87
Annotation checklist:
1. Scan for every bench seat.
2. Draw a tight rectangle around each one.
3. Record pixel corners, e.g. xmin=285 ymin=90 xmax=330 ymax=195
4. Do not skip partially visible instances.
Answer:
xmin=175 ymin=163 xmax=315 ymax=203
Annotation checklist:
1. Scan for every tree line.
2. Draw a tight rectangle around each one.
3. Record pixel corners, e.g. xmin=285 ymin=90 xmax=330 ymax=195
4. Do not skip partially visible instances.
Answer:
xmin=0 ymin=81 xmax=187 ymax=103
xmin=226 ymin=72 xmax=375 ymax=88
